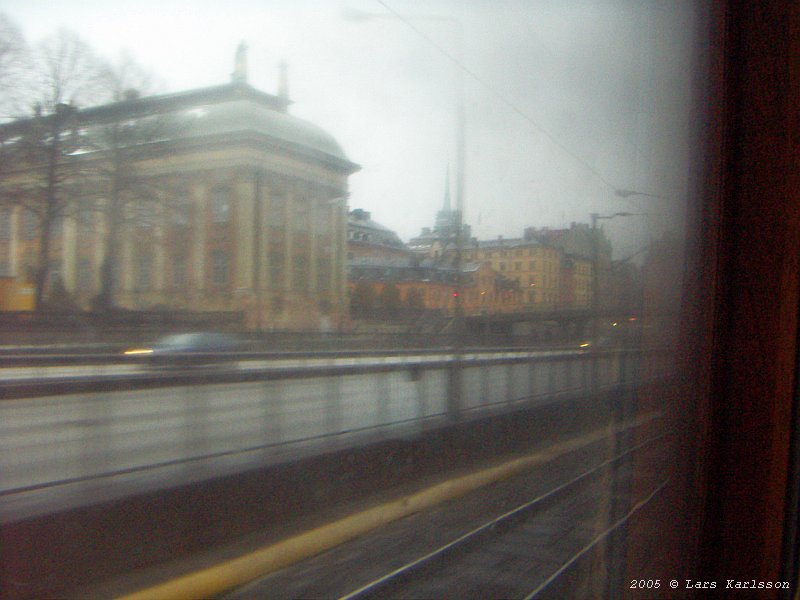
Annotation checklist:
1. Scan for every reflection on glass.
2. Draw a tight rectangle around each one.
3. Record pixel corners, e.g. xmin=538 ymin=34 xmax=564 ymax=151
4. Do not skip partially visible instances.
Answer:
xmin=0 ymin=2 xmax=703 ymax=599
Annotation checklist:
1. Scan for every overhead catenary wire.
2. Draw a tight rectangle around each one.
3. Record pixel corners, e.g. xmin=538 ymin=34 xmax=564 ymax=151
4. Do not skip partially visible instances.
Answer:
xmin=373 ymin=0 xmax=627 ymax=197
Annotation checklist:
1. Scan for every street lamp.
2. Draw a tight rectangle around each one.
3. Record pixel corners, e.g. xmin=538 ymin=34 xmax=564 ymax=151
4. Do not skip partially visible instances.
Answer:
xmin=614 ymin=188 xmax=669 ymax=200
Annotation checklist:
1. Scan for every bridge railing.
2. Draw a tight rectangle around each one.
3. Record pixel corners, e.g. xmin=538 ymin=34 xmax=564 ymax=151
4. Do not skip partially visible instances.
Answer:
xmin=0 ymin=348 xmax=674 ymax=521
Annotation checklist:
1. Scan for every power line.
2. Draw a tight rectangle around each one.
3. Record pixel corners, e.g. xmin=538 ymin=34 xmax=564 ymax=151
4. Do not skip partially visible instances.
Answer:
xmin=373 ymin=0 xmax=620 ymax=194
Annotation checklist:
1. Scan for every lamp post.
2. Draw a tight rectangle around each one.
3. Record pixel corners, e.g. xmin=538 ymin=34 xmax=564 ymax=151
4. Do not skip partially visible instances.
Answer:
xmin=590 ymin=212 xmax=635 ymax=346
xmin=591 ymin=208 xmax=645 ymax=600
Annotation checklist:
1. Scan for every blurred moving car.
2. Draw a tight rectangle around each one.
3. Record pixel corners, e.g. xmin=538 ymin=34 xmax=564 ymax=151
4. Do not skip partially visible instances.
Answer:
xmin=578 ymin=336 xmax=615 ymax=351
xmin=123 ymin=332 xmax=240 ymax=367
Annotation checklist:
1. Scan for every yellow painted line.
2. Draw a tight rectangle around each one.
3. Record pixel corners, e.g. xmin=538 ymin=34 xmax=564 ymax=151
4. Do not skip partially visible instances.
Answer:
xmin=117 ymin=411 xmax=662 ymax=600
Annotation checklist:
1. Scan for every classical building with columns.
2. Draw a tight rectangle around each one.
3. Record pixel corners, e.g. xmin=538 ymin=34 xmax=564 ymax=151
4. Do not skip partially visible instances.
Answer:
xmin=0 ymin=49 xmax=359 ymax=330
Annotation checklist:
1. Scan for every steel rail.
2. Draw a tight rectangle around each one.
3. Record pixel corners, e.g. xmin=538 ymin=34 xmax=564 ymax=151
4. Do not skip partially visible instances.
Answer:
xmin=338 ymin=431 xmax=669 ymax=600
xmin=523 ymin=478 xmax=671 ymax=599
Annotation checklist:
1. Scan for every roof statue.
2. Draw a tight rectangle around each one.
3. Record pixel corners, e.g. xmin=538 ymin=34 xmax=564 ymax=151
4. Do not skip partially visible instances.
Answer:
xmin=232 ymin=42 xmax=248 ymax=84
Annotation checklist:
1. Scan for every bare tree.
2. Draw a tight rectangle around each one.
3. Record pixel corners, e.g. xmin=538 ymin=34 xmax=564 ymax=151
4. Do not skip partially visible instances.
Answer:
xmin=84 ymin=53 xmax=181 ymax=311
xmin=0 ymin=28 xmax=107 ymax=311
xmin=0 ymin=13 xmax=31 ymax=121
xmin=0 ymin=14 xmax=31 ymax=211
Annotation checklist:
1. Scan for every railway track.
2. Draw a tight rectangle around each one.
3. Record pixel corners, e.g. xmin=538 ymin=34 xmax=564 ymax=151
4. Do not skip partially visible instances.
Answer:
xmin=227 ymin=420 xmax=670 ymax=599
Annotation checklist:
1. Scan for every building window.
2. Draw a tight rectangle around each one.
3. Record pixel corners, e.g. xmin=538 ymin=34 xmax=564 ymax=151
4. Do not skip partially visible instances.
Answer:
xmin=172 ymin=193 xmax=191 ymax=227
xmin=130 ymin=202 xmax=157 ymax=229
xmin=77 ymin=200 xmax=93 ymax=234
xmin=23 ymin=210 xmax=37 ymax=240
xmin=173 ymin=253 xmax=187 ymax=287
xmin=0 ymin=208 xmax=11 ymax=241
xmin=293 ymin=255 xmax=307 ymax=291
xmin=269 ymin=253 xmax=284 ymax=288
xmin=48 ymin=215 xmax=63 ymax=237
xmin=315 ymin=203 xmax=331 ymax=237
xmin=293 ymin=198 xmax=309 ymax=232
xmin=268 ymin=193 xmax=285 ymax=228
xmin=317 ymin=258 xmax=330 ymax=292
xmin=212 ymin=187 xmax=232 ymax=224
xmin=136 ymin=254 xmax=152 ymax=290
xmin=22 ymin=252 xmax=35 ymax=283
xmin=111 ymin=262 xmax=121 ymax=292
xmin=212 ymin=250 xmax=228 ymax=287
xmin=47 ymin=260 xmax=62 ymax=288
xmin=0 ymin=253 xmax=9 ymax=277
xmin=77 ymin=259 xmax=92 ymax=290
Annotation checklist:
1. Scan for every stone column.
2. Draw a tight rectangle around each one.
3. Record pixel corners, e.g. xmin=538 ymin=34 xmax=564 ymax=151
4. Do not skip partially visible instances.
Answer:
xmin=284 ymin=179 xmax=295 ymax=293
xmin=337 ymin=196 xmax=347 ymax=306
xmin=235 ymin=177 xmax=255 ymax=290
xmin=153 ymin=215 xmax=165 ymax=294
xmin=192 ymin=183 xmax=206 ymax=298
xmin=308 ymin=190 xmax=318 ymax=294
xmin=62 ymin=213 xmax=77 ymax=293
xmin=7 ymin=208 xmax=18 ymax=277
xmin=120 ymin=215 xmax=133 ymax=298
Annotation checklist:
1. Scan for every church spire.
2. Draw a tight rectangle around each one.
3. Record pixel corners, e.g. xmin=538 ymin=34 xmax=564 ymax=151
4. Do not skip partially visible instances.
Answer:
xmin=442 ymin=164 xmax=451 ymax=212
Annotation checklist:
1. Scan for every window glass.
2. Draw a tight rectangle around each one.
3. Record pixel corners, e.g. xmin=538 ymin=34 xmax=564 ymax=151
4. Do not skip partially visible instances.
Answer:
xmin=0 ymin=3 xmax=715 ymax=599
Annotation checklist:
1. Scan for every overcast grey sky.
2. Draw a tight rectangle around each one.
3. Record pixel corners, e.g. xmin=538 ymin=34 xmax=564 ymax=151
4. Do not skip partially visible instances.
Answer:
xmin=3 ymin=0 xmax=699 ymax=257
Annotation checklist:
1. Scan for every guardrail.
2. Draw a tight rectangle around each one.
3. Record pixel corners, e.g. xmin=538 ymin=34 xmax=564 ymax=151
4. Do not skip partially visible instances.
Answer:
xmin=0 ymin=344 xmax=586 ymax=364
xmin=0 ymin=348 xmax=674 ymax=520
xmin=0 ymin=347 xmax=643 ymax=399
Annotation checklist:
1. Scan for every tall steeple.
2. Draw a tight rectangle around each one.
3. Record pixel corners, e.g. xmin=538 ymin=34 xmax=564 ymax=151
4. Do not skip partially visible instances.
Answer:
xmin=442 ymin=164 xmax=451 ymax=212
xmin=435 ymin=165 xmax=456 ymax=237
xmin=232 ymin=42 xmax=248 ymax=84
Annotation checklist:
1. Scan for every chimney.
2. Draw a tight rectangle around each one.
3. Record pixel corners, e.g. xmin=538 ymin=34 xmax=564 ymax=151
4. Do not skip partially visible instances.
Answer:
xmin=278 ymin=60 xmax=290 ymax=110
xmin=350 ymin=208 xmax=370 ymax=221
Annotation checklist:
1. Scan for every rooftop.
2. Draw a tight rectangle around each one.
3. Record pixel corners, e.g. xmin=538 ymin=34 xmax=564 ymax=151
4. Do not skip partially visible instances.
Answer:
xmin=0 ymin=81 xmax=359 ymax=174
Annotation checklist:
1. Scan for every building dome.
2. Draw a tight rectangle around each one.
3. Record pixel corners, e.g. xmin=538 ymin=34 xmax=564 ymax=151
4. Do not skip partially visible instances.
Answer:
xmin=185 ymin=98 xmax=352 ymax=165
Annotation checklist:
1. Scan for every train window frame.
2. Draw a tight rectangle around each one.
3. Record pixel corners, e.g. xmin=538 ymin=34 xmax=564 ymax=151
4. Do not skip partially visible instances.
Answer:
xmin=669 ymin=0 xmax=800 ymax=592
